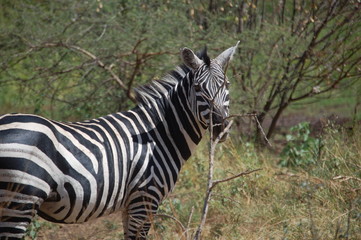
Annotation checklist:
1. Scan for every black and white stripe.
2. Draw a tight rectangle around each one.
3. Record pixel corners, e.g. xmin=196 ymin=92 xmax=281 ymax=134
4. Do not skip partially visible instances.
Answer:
xmin=0 ymin=42 xmax=238 ymax=240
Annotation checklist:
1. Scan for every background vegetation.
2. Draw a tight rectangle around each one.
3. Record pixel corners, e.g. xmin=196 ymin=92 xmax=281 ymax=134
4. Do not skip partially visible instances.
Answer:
xmin=0 ymin=0 xmax=360 ymax=239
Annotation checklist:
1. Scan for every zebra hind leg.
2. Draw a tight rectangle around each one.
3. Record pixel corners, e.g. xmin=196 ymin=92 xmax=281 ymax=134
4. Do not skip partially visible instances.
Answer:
xmin=123 ymin=213 xmax=153 ymax=240
xmin=123 ymin=198 xmax=159 ymax=240
xmin=0 ymin=183 xmax=43 ymax=240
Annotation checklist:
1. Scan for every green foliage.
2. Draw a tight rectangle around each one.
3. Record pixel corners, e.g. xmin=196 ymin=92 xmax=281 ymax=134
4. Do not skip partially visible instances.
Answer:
xmin=1 ymin=1 xmax=360 ymax=239
xmin=279 ymin=122 xmax=321 ymax=168
xmin=1 ymin=0 xmax=209 ymax=120
xmin=1 ymin=0 xmax=360 ymax=140
xmin=25 ymin=217 xmax=43 ymax=240
xmin=103 ymin=219 xmax=119 ymax=231
xmin=22 ymin=125 xmax=361 ymax=239
xmin=25 ymin=216 xmax=57 ymax=240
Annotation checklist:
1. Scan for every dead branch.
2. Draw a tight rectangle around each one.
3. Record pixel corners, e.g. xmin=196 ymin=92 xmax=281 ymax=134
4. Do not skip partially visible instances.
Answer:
xmin=193 ymin=106 xmax=217 ymax=240
xmin=211 ymin=168 xmax=262 ymax=191
xmin=227 ymin=113 xmax=272 ymax=147
xmin=28 ymin=41 xmax=137 ymax=102
xmin=64 ymin=43 xmax=137 ymax=102
xmin=193 ymin=115 xmax=261 ymax=240
xmin=154 ymin=211 xmax=197 ymax=240
xmin=185 ymin=206 xmax=194 ymax=239
xmin=254 ymin=114 xmax=272 ymax=147
xmin=154 ymin=213 xmax=186 ymax=233
xmin=34 ymin=40 xmax=176 ymax=104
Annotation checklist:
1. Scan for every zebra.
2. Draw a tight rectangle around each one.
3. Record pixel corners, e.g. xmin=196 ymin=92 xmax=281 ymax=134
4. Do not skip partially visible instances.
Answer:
xmin=0 ymin=42 xmax=239 ymax=239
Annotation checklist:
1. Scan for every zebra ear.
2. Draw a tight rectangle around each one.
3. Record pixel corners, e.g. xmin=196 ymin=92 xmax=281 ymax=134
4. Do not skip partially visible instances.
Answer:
xmin=181 ymin=48 xmax=203 ymax=70
xmin=214 ymin=41 xmax=240 ymax=70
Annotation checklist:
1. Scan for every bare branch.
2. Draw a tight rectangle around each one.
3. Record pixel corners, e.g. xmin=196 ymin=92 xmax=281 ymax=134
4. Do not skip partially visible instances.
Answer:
xmin=213 ymin=120 xmax=234 ymax=145
xmin=66 ymin=44 xmax=137 ymax=102
xmin=30 ymin=42 xmax=137 ymax=103
xmin=211 ymin=168 xmax=262 ymax=190
xmin=154 ymin=213 xmax=186 ymax=233
xmin=254 ymin=114 xmax=272 ymax=147
xmin=186 ymin=206 xmax=194 ymax=232
xmin=193 ymin=113 xmax=260 ymax=240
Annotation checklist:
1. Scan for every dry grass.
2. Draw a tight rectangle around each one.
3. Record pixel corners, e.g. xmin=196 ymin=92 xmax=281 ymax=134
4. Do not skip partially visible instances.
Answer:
xmin=27 ymin=126 xmax=360 ymax=240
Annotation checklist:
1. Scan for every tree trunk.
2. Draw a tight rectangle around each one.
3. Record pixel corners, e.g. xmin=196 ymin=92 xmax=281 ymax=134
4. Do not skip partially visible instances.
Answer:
xmin=266 ymin=103 xmax=288 ymax=140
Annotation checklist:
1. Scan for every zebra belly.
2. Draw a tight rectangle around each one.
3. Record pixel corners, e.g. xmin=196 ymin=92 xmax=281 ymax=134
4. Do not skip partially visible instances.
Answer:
xmin=0 ymin=143 xmax=106 ymax=224
xmin=38 ymin=169 xmax=128 ymax=224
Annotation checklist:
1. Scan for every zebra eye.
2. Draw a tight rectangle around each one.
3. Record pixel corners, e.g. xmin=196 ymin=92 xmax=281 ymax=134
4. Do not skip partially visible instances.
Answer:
xmin=194 ymin=84 xmax=201 ymax=91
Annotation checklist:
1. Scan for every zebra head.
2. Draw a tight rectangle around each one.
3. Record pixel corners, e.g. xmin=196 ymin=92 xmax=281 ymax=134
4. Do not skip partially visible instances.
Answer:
xmin=181 ymin=42 xmax=239 ymax=142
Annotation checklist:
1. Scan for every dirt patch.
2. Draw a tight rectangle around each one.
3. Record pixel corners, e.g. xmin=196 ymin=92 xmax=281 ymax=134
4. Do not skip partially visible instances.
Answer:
xmin=34 ymin=214 xmax=124 ymax=240
xmin=277 ymin=112 xmax=354 ymax=136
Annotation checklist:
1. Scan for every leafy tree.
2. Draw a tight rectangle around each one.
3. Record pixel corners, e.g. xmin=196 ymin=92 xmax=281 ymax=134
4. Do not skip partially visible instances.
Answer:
xmin=1 ymin=0 xmax=360 ymax=142
xmin=0 ymin=0 xmax=207 ymax=119
xmin=226 ymin=0 xmax=361 ymax=142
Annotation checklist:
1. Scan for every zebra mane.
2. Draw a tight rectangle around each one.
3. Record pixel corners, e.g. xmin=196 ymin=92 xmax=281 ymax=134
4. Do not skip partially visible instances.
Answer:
xmin=134 ymin=47 xmax=209 ymax=106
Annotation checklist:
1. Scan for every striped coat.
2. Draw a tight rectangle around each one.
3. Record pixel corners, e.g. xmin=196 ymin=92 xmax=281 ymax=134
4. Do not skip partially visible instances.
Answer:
xmin=0 ymin=42 xmax=238 ymax=239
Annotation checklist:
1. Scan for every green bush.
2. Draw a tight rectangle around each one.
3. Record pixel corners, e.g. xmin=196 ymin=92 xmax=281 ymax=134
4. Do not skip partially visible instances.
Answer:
xmin=279 ymin=122 xmax=321 ymax=168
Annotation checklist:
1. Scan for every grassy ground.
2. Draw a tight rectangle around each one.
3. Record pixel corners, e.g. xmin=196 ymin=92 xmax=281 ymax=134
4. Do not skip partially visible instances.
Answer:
xmin=28 ymin=123 xmax=361 ymax=240
xmin=286 ymin=86 xmax=360 ymax=123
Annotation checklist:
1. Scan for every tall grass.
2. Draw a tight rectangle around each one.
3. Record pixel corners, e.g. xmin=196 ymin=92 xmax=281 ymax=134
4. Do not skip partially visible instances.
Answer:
xmin=154 ymin=124 xmax=360 ymax=240
xmin=29 ymin=124 xmax=360 ymax=239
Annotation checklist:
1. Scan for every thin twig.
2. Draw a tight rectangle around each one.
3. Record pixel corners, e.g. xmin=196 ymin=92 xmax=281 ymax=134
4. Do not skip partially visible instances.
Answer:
xmin=307 ymin=196 xmax=320 ymax=240
xmin=96 ymin=24 xmax=107 ymax=41
xmin=333 ymin=220 xmax=341 ymax=240
xmin=211 ymin=168 xmax=262 ymax=190
xmin=254 ymin=114 xmax=272 ymax=147
xmin=226 ymin=113 xmax=257 ymax=119
xmin=186 ymin=206 xmax=194 ymax=233
xmin=227 ymin=113 xmax=272 ymax=147
xmin=193 ymin=116 xmax=259 ymax=240
xmin=36 ymin=42 xmax=137 ymax=102
xmin=214 ymin=120 xmax=234 ymax=144
xmin=154 ymin=213 xmax=186 ymax=233
xmin=345 ymin=200 xmax=353 ymax=240
xmin=193 ymin=105 xmax=216 ymax=240
xmin=67 ymin=44 xmax=136 ymax=101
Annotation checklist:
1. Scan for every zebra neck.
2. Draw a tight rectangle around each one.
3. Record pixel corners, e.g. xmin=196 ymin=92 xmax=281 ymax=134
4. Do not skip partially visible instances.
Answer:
xmin=163 ymin=77 xmax=207 ymax=160
xmin=135 ymin=84 xmax=206 ymax=163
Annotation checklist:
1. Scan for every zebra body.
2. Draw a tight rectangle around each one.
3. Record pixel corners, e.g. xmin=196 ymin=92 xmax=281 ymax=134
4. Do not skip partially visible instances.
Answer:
xmin=0 ymin=42 xmax=238 ymax=239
